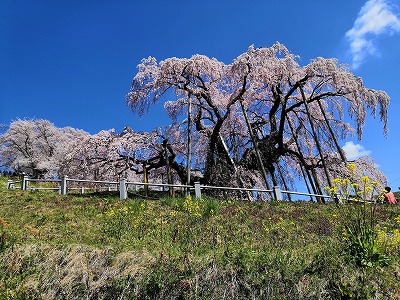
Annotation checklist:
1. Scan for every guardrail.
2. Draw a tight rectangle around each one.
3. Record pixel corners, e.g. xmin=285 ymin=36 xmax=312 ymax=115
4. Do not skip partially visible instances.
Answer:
xmin=7 ymin=175 xmax=332 ymax=202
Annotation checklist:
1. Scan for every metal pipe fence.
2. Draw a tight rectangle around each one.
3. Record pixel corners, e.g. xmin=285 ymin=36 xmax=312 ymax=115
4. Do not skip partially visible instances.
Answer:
xmin=6 ymin=175 xmax=332 ymax=202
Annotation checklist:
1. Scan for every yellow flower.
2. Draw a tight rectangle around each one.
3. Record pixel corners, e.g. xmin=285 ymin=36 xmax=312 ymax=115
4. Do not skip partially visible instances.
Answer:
xmin=106 ymin=209 xmax=115 ymax=217
xmin=343 ymin=178 xmax=351 ymax=186
xmin=361 ymin=176 xmax=370 ymax=184
xmin=393 ymin=229 xmax=400 ymax=247
xmin=324 ymin=186 xmax=335 ymax=195
xmin=394 ymin=215 xmax=400 ymax=224
xmin=347 ymin=163 xmax=356 ymax=174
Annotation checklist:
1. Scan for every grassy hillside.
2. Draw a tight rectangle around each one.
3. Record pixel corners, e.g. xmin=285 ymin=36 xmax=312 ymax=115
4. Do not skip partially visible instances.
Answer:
xmin=0 ymin=176 xmax=400 ymax=299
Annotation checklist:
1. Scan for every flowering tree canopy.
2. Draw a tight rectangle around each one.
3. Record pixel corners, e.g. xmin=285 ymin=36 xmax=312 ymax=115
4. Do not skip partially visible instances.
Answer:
xmin=0 ymin=119 xmax=88 ymax=178
xmin=59 ymin=125 xmax=191 ymax=183
xmin=127 ymin=42 xmax=390 ymax=198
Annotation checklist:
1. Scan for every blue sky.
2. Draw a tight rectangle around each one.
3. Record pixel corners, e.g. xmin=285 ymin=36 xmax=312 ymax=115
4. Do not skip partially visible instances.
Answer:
xmin=1 ymin=0 xmax=400 ymax=187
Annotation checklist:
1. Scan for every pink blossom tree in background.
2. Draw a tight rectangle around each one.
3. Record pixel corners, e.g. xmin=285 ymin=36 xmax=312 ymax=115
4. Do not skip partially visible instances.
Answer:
xmin=59 ymin=125 xmax=192 ymax=185
xmin=127 ymin=42 xmax=390 ymax=201
xmin=0 ymin=119 xmax=88 ymax=178
xmin=60 ymin=127 xmax=154 ymax=181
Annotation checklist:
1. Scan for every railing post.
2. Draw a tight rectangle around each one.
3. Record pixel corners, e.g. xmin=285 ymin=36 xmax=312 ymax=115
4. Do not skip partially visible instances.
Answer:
xmin=120 ymin=178 xmax=127 ymax=200
xmin=60 ymin=175 xmax=68 ymax=195
xmin=194 ymin=182 xmax=201 ymax=199
xmin=80 ymin=187 xmax=85 ymax=194
xmin=273 ymin=186 xmax=283 ymax=201
xmin=22 ymin=175 xmax=29 ymax=191
xmin=7 ymin=180 xmax=14 ymax=190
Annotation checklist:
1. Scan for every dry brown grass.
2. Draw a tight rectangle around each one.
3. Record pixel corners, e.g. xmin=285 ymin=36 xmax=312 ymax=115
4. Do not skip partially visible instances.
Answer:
xmin=1 ymin=243 xmax=161 ymax=299
xmin=0 ymin=217 xmax=9 ymax=227
xmin=24 ymin=225 xmax=40 ymax=237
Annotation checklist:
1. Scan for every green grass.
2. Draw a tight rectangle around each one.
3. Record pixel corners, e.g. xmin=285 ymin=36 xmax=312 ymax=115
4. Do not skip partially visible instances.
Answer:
xmin=0 ymin=176 xmax=400 ymax=299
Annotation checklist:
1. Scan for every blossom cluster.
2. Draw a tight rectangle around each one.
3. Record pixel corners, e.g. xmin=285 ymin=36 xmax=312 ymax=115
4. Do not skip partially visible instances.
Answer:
xmin=324 ymin=163 xmax=385 ymax=203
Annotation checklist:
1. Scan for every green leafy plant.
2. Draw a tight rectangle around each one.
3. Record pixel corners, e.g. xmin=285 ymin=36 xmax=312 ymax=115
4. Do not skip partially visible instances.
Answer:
xmin=325 ymin=164 xmax=390 ymax=267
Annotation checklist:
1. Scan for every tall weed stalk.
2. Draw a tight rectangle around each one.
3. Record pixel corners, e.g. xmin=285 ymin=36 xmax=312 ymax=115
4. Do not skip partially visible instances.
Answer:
xmin=326 ymin=164 xmax=390 ymax=267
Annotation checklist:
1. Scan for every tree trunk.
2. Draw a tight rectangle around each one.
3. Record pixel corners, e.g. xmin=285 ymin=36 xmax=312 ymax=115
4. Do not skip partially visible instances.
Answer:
xmin=311 ymin=166 xmax=325 ymax=204
xmin=277 ymin=165 xmax=292 ymax=201
xmin=239 ymin=99 xmax=271 ymax=191
xmin=300 ymin=86 xmax=332 ymax=188
xmin=316 ymin=99 xmax=347 ymax=162
xmin=186 ymin=96 xmax=192 ymax=196
xmin=143 ymin=162 xmax=148 ymax=196
xmin=218 ymin=133 xmax=253 ymax=201
xmin=287 ymin=117 xmax=319 ymax=201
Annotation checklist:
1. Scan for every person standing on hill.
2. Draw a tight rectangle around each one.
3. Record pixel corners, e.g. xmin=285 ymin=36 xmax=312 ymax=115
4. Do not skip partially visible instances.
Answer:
xmin=384 ymin=187 xmax=397 ymax=204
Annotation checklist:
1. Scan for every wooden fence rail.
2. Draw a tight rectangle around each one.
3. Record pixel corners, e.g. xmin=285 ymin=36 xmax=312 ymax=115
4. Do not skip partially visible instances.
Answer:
xmin=7 ymin=175 xmax=332 ymax=202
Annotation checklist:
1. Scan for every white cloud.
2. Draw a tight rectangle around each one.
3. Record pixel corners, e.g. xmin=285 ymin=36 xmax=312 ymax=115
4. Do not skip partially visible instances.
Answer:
xmin=346 ymin=0 xmax=400 ymax=68
xmin=342 ymin=141 xmax=371 ymax=160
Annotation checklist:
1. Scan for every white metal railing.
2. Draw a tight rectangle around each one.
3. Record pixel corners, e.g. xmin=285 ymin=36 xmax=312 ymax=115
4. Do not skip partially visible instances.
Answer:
xmin=7 ymin=175 xmax=332 ymax=202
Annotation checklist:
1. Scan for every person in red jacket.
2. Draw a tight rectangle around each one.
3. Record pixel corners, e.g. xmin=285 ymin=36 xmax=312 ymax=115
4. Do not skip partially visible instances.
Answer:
xmin=384 ymin=186 xmax=397 ymax=204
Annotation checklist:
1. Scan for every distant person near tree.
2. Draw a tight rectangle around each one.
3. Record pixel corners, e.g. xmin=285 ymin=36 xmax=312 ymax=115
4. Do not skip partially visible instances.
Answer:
xmin=384 ymin=187 xmax=397 ymax=204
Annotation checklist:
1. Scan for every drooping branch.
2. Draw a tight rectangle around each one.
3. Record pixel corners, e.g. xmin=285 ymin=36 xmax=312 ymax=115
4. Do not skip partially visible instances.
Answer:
xmin=299 ymin=85 xmax=332 ymax=188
